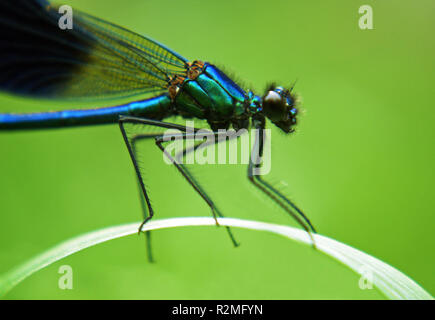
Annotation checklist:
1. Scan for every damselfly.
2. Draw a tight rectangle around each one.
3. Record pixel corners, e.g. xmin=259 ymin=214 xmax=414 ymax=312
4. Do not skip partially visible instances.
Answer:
xmin=0 ymin=0 xmax=316 ymax=260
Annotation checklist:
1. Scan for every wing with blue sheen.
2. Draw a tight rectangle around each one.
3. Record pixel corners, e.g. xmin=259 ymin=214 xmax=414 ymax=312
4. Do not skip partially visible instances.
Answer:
xmin=0 ymin=0 xmax=188 ymax=100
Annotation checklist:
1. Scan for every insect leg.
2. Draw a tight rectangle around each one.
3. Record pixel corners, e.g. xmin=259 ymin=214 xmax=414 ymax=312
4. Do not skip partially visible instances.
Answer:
xmin=119 ymin=116 xmax=239 ymax=249
xmin=248 ymin=127 xmax=317 ymax=247
xmin=131 ymin=132 xmax=167 ymax=262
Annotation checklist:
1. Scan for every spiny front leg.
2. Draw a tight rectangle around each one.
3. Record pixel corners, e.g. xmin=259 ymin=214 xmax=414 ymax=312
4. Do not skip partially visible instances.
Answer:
xmin=155 ymin=132 xmax=239 ymax=247
xmin=248 ymin=127 xmax=317 ymax=248
xmin=119 ymin=116 xmax=239 ymax=249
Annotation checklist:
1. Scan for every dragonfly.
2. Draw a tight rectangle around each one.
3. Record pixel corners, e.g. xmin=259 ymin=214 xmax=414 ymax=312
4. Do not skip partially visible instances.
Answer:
xmin=0 ymin=0 xmax=316 ymax=261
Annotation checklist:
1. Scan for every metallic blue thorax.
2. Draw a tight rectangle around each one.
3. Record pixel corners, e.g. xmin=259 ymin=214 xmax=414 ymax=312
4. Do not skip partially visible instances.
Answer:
xmin=173 ymin=62 xmax=257 ymax=130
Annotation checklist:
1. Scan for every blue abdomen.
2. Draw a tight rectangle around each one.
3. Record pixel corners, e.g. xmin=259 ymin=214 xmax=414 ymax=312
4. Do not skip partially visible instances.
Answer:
xmin=0 ymin=94 xmax=172 ymax=130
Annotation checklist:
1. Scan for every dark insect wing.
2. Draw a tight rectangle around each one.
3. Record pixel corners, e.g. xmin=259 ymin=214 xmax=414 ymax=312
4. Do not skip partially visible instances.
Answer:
xmin=0 ymin=0 xmax=188 ymax=100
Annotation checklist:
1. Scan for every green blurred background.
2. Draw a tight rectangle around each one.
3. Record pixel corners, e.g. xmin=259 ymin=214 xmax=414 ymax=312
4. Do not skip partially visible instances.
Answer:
xmin=0 ymin=0 xmax=433 ymax=299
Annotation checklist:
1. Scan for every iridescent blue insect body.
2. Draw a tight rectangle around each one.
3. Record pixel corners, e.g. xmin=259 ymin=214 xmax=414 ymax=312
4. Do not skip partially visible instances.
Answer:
xmin=0 ymin=0 xmax=315 ymax=261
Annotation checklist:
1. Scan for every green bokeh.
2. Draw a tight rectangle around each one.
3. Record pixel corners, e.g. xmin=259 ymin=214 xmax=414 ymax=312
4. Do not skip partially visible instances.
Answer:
xmin=0 ymin=0 xmax=433 ymax=299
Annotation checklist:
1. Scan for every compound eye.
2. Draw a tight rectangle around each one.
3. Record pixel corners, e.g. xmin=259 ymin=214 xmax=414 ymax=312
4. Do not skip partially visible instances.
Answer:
xmin=262 ymin=85 xmax=298 ymax=134
xmin=264 ymin=90 xmax=282 ymax=104
xmin=263 ymin=90 xmax=286 ymax=121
